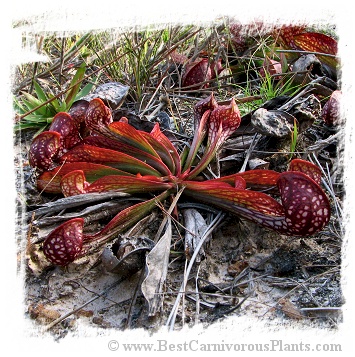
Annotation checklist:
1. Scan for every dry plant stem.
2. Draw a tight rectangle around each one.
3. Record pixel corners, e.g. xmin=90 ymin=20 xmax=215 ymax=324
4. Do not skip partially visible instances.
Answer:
xmin=125 ymin=268 xmax=147 ymax=329
xmin=300 ymin=307 xmax=342 ymax=313
xmin=185 ymin=295 xmax=215 ymax=309
xmin=150 ymin=28 xmax=201 ymax=69
xmin=29 ymin=192 xmax=130 ymax=218
xmin=166 ymin=211 xmax=225 ymax=331
xmin=306 ymin=130 xmax=343 ymax=153
xmin=154 ymin=187 xmax=185 ymax=242
xmin=278 ymin=89 xmax=313 ymax=112
xmin=218 ymin=95 xmax=262 ymax=105
xmin=58 ymin=37 xmax=66 ymax=86
xmin=309 ymin=153 xmax=344 ymax=236
xmin=181 ymin=259 xmax=188 ymax=328
xmin=239 ymin=133 xmax=262 ymax=173
xmin=194 ymin=265 xmax=201 ymax=325
xmin=278 ymin=78 xmax=335 ymax=113
xmin=217 ymin=295 xmax=250 ymax=316
xmin=29 ymin=36 xmax=44 ymax=93
xmin=34 ymin=200 xmax=129 ymax=228
xmin=276 ymin=49 xmax=338 ymax=58
xmin=141 ymin=82 xmax=168 ymax=117
xmin=233 ymin=273 xmax=270 ymax=291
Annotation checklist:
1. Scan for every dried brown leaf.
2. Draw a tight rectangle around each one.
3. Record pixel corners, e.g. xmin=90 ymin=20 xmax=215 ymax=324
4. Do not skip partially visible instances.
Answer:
xmin=141 ymin=218 xmax=172 ymax=316
xmin=183 ymin=208 xmax=210 ymax=261
xmin=278 ymin=298 xmax=304 ymax=320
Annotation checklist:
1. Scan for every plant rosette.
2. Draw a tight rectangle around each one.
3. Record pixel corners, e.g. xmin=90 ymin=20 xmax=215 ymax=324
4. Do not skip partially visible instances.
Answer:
xmin=29 ymin=94 xmax=331 ymax=267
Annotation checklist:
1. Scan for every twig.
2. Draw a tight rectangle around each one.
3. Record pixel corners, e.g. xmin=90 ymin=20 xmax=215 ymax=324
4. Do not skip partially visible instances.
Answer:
xmin=309 ymin=153 xmax=344 ymax=235
xmin=33 ymin=200 xmax=128 ymax=228
xmin=58 ymin=36 xmax=66 ymax=86
xmin=217 ymin=295 xmax=250 ymax=316
xmin=125 ymin=268 xmax=147 ymax=329
xmin=194 ymin=265 xmax=201 ymax=325
xmin=166 ymin=211 xmax=225 ymax=331
xmin=306 ymin=130 xmax=343 ymax=153
xmin=239 ymin=133 xmax=262 ymax=172
xmin=154 ymin=187 xmax=185 ymax=242
xmin=276 ymin=49 xmax=338 ymax=58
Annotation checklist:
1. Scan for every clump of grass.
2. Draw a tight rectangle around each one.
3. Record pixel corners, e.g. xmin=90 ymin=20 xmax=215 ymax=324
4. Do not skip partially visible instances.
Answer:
xmin=14 ymin=63 xmax=97 ymax=134
xmin=84 ymin=26 xmax=202 ymax=107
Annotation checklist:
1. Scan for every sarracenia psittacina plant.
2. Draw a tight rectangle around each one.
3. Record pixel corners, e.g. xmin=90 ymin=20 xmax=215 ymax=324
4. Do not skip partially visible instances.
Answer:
xmin=29 ymin=94 xmax=331 ymax=266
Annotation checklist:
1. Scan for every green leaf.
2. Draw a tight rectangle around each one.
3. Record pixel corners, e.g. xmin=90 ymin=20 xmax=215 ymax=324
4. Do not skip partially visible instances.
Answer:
xmin=33 ymin=81 xmax=50 ymax=103
xmin=13 ymin=122 xmax=46 ymax=131
xmin=75 ymin=76 xmax=98 ymax=99
xmin=289 ymin=118 xmax=298 ymax=158
xmin=47 ymin=93 xmax=64 ymax=113
xmin=13 ymin=97 xmax=28 ymax=114
xmin=65 ymin=63 xmax=86 ymax=109
xmin=20 ymin=114 xmax=51 ymax=123
xmin=21 ymin=92 xmax=50 ymax=116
